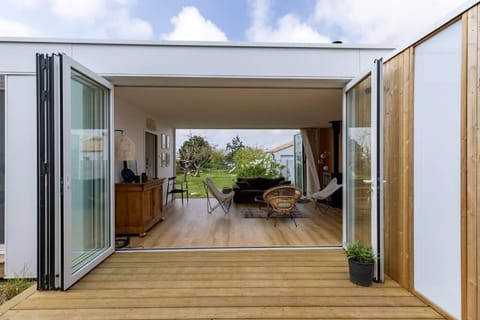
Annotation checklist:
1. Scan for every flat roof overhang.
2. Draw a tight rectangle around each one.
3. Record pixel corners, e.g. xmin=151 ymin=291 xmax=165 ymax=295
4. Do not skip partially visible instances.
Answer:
xmin=0 ymin=38 xmax=393 ymax=129
xmin=114 ymin=77 xmax=346 ymax=129
xmin=0 ymin=38 xmax=393 ymax=79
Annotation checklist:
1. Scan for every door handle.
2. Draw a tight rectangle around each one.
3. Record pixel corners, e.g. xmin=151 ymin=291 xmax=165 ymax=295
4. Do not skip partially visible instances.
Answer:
xmin=363 ymin=179 xmax=372 ymax=184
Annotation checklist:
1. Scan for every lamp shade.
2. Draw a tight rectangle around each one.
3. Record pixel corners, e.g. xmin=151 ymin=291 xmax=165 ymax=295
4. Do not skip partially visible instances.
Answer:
xmin=115 ymin=133 xmax=136 ymax=161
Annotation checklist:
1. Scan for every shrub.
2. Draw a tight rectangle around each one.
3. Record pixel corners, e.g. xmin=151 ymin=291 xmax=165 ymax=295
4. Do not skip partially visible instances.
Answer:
xmin=1 ymin=269 xmax=34 ymax=301
xmin=345 ymin=241 xmax=375 ymax=264
xmin=235 ymin=152 xmax=285 ymax=178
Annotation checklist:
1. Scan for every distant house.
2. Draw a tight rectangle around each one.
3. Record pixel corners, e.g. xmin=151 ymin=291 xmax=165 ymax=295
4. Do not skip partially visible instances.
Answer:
xmin=268 ymin=141 xmax=294 ymax=183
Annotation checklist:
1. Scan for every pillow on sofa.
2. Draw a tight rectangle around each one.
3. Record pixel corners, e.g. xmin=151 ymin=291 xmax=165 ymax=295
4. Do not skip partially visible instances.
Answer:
xmin=235 ymin=180 xmax=250 ymax=189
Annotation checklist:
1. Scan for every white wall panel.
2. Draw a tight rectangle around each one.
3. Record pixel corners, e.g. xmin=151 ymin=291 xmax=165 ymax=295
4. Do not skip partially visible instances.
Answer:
xmin=0 ymin=41 xmax=392 ymax=80
xmin=114 ymin=97 xmax=174 ymax=198
xmin=413 ymin=21 xmax=462 ymax=319
xmin=0 ymin=43 xmax=72 ymax=74
xmin=4 ymin=75 xmax=37 ymax=278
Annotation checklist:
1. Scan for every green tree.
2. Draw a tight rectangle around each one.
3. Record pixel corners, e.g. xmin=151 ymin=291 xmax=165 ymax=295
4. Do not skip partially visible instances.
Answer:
xmin=233 ymin=147 xmax=285 ymax=178
xmin=178 ymin=135 xmax=213 ymax=177
xmin=207 ymin=148 xmax=227 ymax=169
xmin=225 ymin=135 xmax=245 ymax=163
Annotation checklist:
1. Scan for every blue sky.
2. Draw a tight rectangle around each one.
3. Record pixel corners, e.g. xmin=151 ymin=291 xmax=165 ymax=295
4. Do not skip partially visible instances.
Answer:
xmin=0 ymin=0 xmax=466 ymax=44
xmin=0 ymin=0 xmax=467 ymax=149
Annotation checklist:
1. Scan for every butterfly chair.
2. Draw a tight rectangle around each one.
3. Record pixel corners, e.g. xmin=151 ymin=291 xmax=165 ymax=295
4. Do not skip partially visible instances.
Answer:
xmin=165 ymin=175 xmax=189 ymax=207
xmin=263 ymin=185 xmax=302 ymax=227
xmin=311 ymin=177 xmax=342 ymax=211
xmin=203 ymin=177 xmax=235 ymax=214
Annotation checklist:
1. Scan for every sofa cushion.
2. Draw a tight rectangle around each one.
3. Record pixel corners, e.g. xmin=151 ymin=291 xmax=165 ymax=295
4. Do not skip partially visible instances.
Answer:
xmin=235 ymin=180 xmax=250 ymax=189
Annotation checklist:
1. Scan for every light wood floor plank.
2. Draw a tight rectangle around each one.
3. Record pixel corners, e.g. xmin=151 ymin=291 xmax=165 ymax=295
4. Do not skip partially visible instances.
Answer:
xmin=127 ymin=199 xmax=342 ymax=248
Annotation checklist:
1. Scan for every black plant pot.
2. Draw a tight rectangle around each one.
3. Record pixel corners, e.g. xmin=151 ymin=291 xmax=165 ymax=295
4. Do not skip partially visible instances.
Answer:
xmin=348 ymin=259 xmax=374 ymax=287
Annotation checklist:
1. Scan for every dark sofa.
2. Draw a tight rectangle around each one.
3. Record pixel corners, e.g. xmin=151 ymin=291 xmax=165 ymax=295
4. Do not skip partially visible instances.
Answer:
xmin=233 ymin=177 xmax=288 ymax=203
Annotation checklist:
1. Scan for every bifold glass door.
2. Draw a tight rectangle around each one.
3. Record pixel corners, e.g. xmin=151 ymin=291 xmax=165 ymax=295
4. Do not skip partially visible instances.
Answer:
xmin=37 ymin=54 xmax=114 ymax=290
xmin=343 ymin=60 xmax=384 ymax=282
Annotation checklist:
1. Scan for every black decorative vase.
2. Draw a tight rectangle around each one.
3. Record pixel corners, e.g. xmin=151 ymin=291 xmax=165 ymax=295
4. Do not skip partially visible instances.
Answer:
xmin=348 ymin=259 xmax=374 ymax=287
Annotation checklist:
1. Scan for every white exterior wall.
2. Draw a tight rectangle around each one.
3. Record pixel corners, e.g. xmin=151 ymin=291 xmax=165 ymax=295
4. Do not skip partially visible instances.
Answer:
xmin=0 ymin=40 xmax=392 ymax=80
xmin=271 ymin=145 xmax=294 ymax=182
xmin=0 ymin=40 xmax=392 ymax=278
xmin=413 ymin=21 xmax=462 ymax=319
xmin=4 ymin=75 xmax=37 ymax=278
xmin=114 ymin=97 xmax=175 ymax=198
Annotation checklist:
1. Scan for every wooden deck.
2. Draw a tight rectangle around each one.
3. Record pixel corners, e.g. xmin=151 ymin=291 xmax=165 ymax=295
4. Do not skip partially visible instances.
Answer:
xmin=2 ymin=249 xmax=444 ymax=319
xmin=129 ymin=198 xmax=342 ymax=248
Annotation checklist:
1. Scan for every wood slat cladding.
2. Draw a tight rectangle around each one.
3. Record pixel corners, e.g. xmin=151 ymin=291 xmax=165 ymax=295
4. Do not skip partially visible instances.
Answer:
xmin=382 ymin=47 xmax=414 ymax=290
xmin=2 ymin=250 xmax=443 ymax=320
xmin=383 ymin=3 xmax=480 ymax=319
xmin=465 ymin=5 xmax=479 ymax=320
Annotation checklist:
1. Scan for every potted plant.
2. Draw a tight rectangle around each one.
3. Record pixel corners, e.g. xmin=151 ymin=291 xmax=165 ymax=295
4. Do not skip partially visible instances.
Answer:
xmin=345 ymin=241 xmax=375 ymax=287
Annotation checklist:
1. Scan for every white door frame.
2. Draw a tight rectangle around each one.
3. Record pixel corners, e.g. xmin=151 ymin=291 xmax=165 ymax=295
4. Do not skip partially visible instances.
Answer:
xmin=342 ymin=59 xmax=384 ymax=282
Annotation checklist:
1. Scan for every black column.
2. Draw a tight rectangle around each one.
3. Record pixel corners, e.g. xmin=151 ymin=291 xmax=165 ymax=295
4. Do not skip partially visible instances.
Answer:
xmin=329 ymin=120 xmax=342 ymax=208
xmin=330 ymin=120 xmax=341 ymax=173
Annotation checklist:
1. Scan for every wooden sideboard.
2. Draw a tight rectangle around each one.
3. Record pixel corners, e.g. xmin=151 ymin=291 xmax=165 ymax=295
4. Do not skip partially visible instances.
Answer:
xmin=115 ymin=179 xmax=164 ymax=236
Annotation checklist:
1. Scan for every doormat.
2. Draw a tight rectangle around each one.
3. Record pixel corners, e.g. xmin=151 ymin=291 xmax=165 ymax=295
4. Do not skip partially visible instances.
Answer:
xmin=241 ymin=207 xmax=305 ymax=219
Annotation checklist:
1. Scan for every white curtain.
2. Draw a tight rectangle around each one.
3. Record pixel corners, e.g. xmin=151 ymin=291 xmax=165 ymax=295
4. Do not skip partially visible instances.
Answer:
xmin=300 ymin=129 xmax=320 ymax=196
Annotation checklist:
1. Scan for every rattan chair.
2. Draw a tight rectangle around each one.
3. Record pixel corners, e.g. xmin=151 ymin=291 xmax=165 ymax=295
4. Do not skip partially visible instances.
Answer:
xmin=263 ymin=185 xmax=302 ymax=227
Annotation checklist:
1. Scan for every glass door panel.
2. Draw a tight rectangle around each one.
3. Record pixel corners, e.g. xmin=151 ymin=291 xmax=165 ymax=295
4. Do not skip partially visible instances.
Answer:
xmin=62 ymin=56 xmax=114 ymax=289
xmin=344 ymin=59 xmax=384 ymax=282
xmin=346 ymin=75 xmax=372 ymax=245
xmin=36 ymin=54 xmax=114 ymax=290
xmin=70 ymin=71 xmax=110 ymax=273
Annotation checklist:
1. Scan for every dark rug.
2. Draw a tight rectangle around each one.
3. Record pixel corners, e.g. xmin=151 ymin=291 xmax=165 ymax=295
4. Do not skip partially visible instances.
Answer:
xmin=241 ymin=207 xmax=305 ymax=219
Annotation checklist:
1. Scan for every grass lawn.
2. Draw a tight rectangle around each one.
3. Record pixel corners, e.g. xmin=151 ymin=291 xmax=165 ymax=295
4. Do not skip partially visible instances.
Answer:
xmin=177 ymin=168 xmax=237 ymax=198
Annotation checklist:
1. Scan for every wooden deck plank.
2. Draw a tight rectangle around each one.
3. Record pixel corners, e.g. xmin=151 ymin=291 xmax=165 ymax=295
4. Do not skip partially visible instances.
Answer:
xmin=89 ymin=266 xmax=350 ymax=274
xmin=25 ymin=287 xmax=414 ymax=298
xmin=2 ymin=250 xmax=444 ymax=320
xmin=3 ymin=307 xmax=444 ymax=319
xmin=16 ymin=296 xmax=426 ymax=309
xmin=99 ymin=261 xmax=348 ymax=267
xmin=70 ymin=279 xmax=401 ymax=289
xmin=81 ymin=272 xmax=351 ymax=281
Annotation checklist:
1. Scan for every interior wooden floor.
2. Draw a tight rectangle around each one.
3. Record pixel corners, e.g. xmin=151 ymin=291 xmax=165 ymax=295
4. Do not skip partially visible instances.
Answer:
xmin=128 ymin=198 xmax=342 ymax=248
xmin=3 ymin=249 xmax=443 ymax=319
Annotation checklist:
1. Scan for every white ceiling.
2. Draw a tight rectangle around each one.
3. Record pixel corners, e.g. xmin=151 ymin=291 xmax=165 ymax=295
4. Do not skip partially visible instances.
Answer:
xmin=114 ymin=78 xmax=344 ymax=129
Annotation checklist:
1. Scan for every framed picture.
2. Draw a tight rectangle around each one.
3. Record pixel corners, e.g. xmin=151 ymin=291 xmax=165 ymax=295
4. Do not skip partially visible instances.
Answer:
xmin=161 ymin=134 xmax=166 ymax=149
xmin=161 ymin=152 xmax=168 ymax=167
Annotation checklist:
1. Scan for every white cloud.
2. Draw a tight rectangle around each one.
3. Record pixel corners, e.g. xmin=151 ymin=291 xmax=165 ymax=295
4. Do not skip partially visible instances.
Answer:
xmin=47 ymin=0 xmax=153 ymax=40
xmin=106 ymin=9 xmax=153 ymax=40
xmin=0 ymin=17 xmax=36 ymax=37
xmin=247 ymin=0 xmax=330 ymax=43
xmin=49 ymin=0 xmax=107 ymax=22
xmin=314 ymin=0 xmax=466 ymax=45
xmin=4 ymin=0 xmax=40 ymax=9
xmin=162 ymin=6 xmax=228 ymax=41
